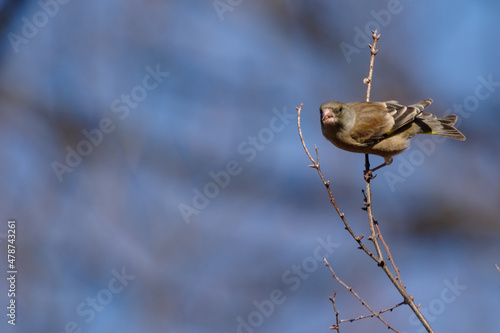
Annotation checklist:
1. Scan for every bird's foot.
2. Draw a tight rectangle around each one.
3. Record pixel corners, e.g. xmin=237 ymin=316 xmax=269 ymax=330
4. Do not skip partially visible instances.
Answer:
xmin=363 ymin=170 xmax=376 ymax=181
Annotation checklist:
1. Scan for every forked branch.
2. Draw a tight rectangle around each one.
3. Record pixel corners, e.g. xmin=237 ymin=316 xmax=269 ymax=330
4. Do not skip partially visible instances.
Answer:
xmin=296 ymin=30 xmax=435 ymax=333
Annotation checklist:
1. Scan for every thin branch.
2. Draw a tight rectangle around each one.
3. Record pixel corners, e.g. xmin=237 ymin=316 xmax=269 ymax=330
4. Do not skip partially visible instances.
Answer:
xmin=495 ymin=264 xmax=500 ymax=273
xmin=363 ymin=30 xmax=379 ymax=176
xmin=297 ymin=103 xmax=318 ymax=168
xmin=340 ymin=301 xmax=404 ymax=324
xmin=364 ymin=179 xmax=384 ymax=262
xmin=297 ymin=105 xmax=377 ymax=262
xmin=324 ymin=258 xmax=402 ymax=333
xmin=375 ymin=223 xmax=404 ymax=287
xmin=360 ymin=31 xmax=435 ymax=333
xmin=330 ymin=291 xmax=404 ymax=330
xmin=363 ymin=178 xmax=431 ymax=329
xmin=364 ymin=30 xmax=380 ymax=102
xmin=328 ymin=292 xmax=341 ymax=332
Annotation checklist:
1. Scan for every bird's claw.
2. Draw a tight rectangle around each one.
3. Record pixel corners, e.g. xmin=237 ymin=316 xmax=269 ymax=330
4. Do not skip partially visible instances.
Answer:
xmin=363 ymin=170 xmax=376 ymax=181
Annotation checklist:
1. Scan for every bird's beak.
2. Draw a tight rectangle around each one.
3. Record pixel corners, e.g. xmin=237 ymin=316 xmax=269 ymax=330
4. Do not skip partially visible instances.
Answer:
xmin=322 ymin=108 xmax=335 ymax=124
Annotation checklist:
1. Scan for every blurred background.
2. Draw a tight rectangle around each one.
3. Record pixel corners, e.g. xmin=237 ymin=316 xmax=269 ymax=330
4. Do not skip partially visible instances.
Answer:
xmin=0 ymin=0 xmax=499 ymax=332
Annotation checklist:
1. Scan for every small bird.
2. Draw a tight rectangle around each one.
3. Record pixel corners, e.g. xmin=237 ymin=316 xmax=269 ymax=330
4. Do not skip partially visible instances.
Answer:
xmin=319 ymin=99 xmax=466 ymax=175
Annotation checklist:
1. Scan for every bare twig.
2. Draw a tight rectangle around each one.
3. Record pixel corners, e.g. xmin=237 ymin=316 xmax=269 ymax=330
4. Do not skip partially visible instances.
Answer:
xmin=364 ymin=30 xmax=380 ymax=102
xmin=495 ymin=264 xmax=500 ymax=273
xmin=363 ymin=30 xmax=380 ymax=176
xmin=362 ymin=188 xmax=403 ymax=285
xmin=341 ymin=301 xmax=404 ymax=323
xmin=297 ymin=105 xmax=377 ymax=261
xmin=375 ymin=223 xmax=404 ymax=286
xmin=364 ymin=179 xmax=384 ymax=262
xmin=324 ymin=258 xmax=402 ymax=333
xmin=364 ymin=176 xmax=429 ymax=328
xmin=330 ymin=291 xmax=404 ymax=330
xmin=360 ymin=30 xmax=434 ymax=333
xmin=328 ymin=292 xmax=341 ymax=332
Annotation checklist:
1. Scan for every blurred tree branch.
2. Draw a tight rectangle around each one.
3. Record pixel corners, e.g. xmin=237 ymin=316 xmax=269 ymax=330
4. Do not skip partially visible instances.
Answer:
xmin=0 ymin=0 xmax=29 ymax=59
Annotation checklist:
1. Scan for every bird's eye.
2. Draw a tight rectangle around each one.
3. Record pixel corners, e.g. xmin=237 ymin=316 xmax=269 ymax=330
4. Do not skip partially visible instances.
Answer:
xmin=337 ymin=106 xmax=343 ymax=112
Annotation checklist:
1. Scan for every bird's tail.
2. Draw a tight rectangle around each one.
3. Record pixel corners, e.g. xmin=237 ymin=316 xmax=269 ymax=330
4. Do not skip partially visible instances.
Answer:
xmin=418 ymin=113 xmax=466 ymax=141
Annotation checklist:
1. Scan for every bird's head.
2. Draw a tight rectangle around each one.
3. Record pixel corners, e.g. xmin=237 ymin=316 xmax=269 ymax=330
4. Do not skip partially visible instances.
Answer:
xmin=320 ymin=101 xmax=353 ymax=131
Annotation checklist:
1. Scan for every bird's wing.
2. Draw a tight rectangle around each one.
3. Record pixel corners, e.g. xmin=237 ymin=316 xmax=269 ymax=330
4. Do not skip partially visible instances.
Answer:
xmin=348 ymin=102 xmax=395 ymax=144
xmin=385 ymin=99 xmax=433 ymax=135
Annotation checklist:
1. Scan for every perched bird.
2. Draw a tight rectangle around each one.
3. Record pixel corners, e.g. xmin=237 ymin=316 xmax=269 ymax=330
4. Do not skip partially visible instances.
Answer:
xmin=319 ymin=99 xmax=466 ymax=174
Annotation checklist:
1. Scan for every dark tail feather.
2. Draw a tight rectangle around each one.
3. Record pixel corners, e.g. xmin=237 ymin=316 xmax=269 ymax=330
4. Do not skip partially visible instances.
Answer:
xmin=421 ymin=114 xmax=466 ymax=141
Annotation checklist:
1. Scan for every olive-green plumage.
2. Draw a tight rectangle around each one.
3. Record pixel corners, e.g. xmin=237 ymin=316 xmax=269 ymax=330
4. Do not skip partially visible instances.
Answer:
xmin=320 ymin=99 xmax=465 ymax=171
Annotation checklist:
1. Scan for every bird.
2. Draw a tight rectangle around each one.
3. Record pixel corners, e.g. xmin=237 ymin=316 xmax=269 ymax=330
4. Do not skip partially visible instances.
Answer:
xmin=319 ymin=99 xmax=466 ymax=176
